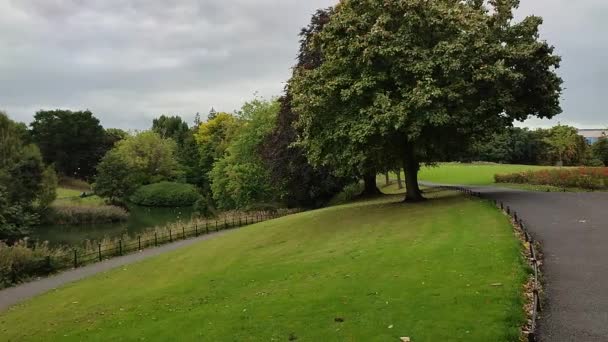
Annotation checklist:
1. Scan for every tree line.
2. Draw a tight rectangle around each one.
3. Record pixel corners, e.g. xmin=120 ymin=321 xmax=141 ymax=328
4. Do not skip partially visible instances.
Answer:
xmin=3 ymin=0 xmax=593 ymax=240
xmin=464 ymin=125 xmax=608 ymax=166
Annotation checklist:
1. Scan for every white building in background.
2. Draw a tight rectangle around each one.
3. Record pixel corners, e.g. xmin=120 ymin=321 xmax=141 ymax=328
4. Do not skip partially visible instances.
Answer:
xmin=578 ymin=129 xmax=607 ymax=144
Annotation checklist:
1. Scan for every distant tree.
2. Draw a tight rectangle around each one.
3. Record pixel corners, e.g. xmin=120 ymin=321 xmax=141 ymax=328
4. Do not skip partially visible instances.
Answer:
xmin=543 ymin=125 xmax=588 ymax=166
xmin=151 ymin=115 xmax=207 ymax=187
xmin=470 ymin=127 xmax=544 ymax=165
xmin=152 ymin=115 xmax=189 ymax=144
xmin=178 ymin=130 xmax=207 ymax=188
xmin=210 ymin=99 xmax=280 ymax=209
xmin=113 ymin=131 xmax=180 ymax=185
xmin=291 ymin=0 xmax=562 ymax=201
xmin=103 ymin=128 xmax=129 ymax=149
xmin=208 ymin=107 xmax=218 ymax=121
xmin=0 ymin=112 xmax=55 ymax=241
xmin=30 ymin=109 xmax=105 ymax=179
xmin=194 ymin=112 xmax=242 ymax=191
xmin=193 ymin=112 xmax=202 ymax=126
xmin=591 ymin=137 xmax=608 ymax=166
xmin=92 ymin=151 xmax=138 ymax=202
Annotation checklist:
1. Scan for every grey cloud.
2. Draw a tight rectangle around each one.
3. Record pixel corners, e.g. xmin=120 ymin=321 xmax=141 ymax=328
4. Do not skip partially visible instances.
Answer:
xmin=0 ymin=0 xmax=606 ymax=129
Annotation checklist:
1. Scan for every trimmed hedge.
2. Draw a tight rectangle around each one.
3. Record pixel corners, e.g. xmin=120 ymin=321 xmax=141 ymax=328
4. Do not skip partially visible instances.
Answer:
xmin=130 ymin=182 xmax=199 ymax=207
xmin=495 ymin=167 xmax=608 ymax=190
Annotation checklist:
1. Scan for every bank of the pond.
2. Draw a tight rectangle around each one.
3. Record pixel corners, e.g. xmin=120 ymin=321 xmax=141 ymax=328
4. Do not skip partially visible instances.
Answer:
xmin=32 ymin=205 xmax=194 ymax=247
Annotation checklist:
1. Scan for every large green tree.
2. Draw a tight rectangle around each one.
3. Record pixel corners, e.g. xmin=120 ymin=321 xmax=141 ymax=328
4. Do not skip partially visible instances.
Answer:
xmin=194 ymin=112 xmax=242 ymax=192
xmin=592 ymin=137 xmax=608 ymax=166
xmin=261 ymin=8 xmax=355 ymax=207
xmin=292 ymin=0 xmax=562 ymax=201
xmin=543 ymin=125 xmax=588 ymax=166
xmin=151 ymin=115 xmax=206 ymax=187
xmin=0 ymin=112 xmax=56 ymax=241
xmin=152 ymin=115 xmax=190 ymax=144
xmin=209 ymin=99 xmax=280 ymax=209
xmin=30 ymin=109 xmax=106 ymax=179
xmin=93 ymin=131 xmax=180 ymax=201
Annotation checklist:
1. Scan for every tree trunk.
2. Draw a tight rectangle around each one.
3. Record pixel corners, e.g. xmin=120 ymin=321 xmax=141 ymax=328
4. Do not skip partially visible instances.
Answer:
xmin=362 ymin=171 xmax=381 ymax=196
xmin=396 ymin=168 xmax=403 ymax=189
xmin=385 ymin=172 xmax=390 ymax=186
xmin=403 ymin=142 xmax=424 ymax=202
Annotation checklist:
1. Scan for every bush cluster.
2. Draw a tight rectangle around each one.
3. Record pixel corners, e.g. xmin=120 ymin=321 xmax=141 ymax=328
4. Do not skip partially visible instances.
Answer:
xmin=130 ymin=182 xmax=199 ymax=207
xmin=495 ymin=168 xmax=608 ymax=190
xmin=0 ymin=240 xmax=66 ymax=287
xmin=49 ymin=204 xmax=129 ymax=224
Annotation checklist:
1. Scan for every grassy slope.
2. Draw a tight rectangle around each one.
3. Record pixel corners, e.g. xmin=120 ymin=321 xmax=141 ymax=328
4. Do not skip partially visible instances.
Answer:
xmin=417 ymin=163 xmax=556 ymax=185
xmin=0 ymin=191 xmax=527 ymax=341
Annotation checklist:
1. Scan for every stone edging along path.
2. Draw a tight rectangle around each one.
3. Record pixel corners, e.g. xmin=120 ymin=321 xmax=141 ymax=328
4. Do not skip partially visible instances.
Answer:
xmin=0 ymin=230 xmax=229 ymax=312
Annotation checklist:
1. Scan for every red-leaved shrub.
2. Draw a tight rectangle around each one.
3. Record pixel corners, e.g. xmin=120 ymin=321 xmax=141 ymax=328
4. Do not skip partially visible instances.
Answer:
xmin=494 ymin=168 xmax=608 ymax=190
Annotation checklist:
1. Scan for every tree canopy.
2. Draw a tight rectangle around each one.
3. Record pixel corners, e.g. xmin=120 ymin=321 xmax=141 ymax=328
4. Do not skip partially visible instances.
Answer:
xmin=93 ymin=131 xmax=180 ymax=201
xmin=209 ymin=99 xmax=280 ymax=209
xmin=0 ymin=112 xmax=56 ymax=241
xmin=261 ymin=8 xmax=351 ymax=208
xmin=194 ymin=112 xmax=242 ymax=191
xmin=152 ymin=115 xmax=190 ymax=145
xmin=30 ymin=109 xmax=106 ymax=179
xmin=291 ymin=0 xmax=562 ymax=201
xmin=592 ymin=137 xmax=608 ymax=166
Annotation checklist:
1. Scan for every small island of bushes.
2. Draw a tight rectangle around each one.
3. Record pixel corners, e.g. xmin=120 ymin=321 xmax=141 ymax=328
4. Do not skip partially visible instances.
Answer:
xmin=130 ymin=182 xmax=200 ymax=207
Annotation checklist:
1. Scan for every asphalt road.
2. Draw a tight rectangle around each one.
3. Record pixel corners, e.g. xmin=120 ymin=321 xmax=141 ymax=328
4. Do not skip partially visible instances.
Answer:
xmin=424 ymin=183 xmax=608 ymax=341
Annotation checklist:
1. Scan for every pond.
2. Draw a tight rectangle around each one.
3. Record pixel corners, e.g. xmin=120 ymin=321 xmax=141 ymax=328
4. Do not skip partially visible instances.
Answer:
xmin=31 ymin=205 xmax=194 ymax=247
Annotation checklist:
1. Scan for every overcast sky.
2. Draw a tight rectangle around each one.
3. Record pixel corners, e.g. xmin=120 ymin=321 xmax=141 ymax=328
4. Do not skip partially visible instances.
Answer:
xmin=0 ymin=0 xmax=606 ymax=130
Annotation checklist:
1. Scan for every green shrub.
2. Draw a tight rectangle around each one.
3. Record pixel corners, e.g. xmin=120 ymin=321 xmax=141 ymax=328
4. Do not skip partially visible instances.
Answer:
xmin=130 ymin=182 xmax=199 ymax=207
xmin=193 ymin=196 xmax=216 ymax=218
xmin=49 ymin=204 xmax=129 ymax=224
xmin=0 ymin=240 xmax=66 ymax=287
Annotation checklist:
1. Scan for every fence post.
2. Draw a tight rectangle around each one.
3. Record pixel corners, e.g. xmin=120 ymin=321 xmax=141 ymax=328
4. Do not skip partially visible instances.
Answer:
xmin=206 ymin=221 xmax=209 ymax=234
xmin=169 ymin=230 xmax=172 ymax=242
xmin=154 ymin=232 xmax=158 ymax=246
xmin=10 ymin=263 xmax=16 ymax=284
xmin=232 ymin=217 xmax=235 ymax=228
xmin=73 ymin=249 xmax=78 ymax=268
xmin=182 ymin=226 xmax=186 ymax=239
xmin=195 ymin=224 xmax=199 ymax=237
xmin=138 ymin=236 xmax=141 ymax=250
xmin=46 ymin=255 xmax=51 ymax=270
xmin=98 ymin=243 xmax=102 ymax=261
xmin=239 ymin=217 xmax=242 ymax=226
xmin=215 ymin=220 xmax=218 ymax=231
xmin=119 ymin=239 xmax=123 ymax=256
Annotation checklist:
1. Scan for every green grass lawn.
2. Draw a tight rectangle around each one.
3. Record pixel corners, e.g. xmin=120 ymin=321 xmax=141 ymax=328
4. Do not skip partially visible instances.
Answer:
xmin=0 ymin=190 xmax=527 ymax=341
xmin=417 ymin=163 xmax=556 ymax=185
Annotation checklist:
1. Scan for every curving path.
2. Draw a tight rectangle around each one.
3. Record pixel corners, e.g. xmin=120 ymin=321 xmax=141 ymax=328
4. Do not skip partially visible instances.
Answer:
xmin=423 ymin=182 xmax=608 ymax=341
xmin=0 ymin=230 xmax=229 ymax=312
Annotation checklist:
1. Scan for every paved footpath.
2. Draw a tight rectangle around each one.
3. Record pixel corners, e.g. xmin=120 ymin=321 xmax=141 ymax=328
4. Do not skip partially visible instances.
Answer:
xmin=424 ymin=183 xmax=608 ymax=342
xmin=0 ymin=230 xmax=228 ymax=312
